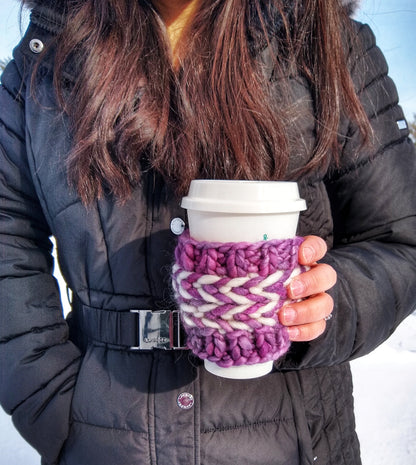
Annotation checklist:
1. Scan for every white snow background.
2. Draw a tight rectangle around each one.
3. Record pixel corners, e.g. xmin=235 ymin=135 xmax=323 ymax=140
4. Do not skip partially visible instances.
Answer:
xmin=1 ymin=241 xmax=416 ymax=464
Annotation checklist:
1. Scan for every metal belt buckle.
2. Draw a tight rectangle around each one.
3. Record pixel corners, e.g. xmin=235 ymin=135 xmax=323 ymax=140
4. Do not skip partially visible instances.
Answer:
xmin=129 ymin=309 xmax=186 ymax=350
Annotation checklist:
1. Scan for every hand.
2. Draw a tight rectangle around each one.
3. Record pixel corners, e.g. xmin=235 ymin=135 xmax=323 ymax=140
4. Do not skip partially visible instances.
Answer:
xmin=279 ymin=235 xmax=337 ymax=342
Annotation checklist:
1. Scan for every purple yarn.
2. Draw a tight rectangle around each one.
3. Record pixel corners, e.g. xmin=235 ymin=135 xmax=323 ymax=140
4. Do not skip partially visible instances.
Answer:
xmin=185 ymin=326 xmax=290 ymax=367
xmin=172 ymin=232 xmax=304 ymax=367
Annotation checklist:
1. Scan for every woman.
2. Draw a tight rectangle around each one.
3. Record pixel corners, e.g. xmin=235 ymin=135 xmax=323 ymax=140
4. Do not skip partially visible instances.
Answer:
xmin=0 ymin=0 xmax=415 ymax=464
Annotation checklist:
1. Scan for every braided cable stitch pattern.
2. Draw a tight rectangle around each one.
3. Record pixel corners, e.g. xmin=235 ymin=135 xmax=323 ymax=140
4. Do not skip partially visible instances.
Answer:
xmin=172 ymin=232 xmax=305 ymax=367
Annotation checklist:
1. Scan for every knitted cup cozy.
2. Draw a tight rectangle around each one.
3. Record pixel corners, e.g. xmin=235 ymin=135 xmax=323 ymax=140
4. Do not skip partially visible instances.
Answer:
xmin=172 ymin=231 xmax=305 ymax=368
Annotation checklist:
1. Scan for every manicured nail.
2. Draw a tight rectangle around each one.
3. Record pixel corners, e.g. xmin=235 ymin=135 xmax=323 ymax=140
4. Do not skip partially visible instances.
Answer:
xmin=287 ymin=327 xmax=300 ymax=340
xmin=282 ymin=307 xmax=297 ymax=325
xmin=289 ymin=279 xmax=305 ymax=298
xmin=302 ymin=246 xmax=314 ymax=263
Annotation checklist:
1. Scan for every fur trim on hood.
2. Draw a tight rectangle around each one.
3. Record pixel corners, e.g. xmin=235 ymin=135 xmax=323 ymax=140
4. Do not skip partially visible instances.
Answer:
xmin=342 ymin=0 xmax=360 ymax=16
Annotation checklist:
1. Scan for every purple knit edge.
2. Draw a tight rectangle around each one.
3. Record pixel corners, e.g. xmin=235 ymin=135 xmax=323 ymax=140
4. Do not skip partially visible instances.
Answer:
xmin=175 ymin=231 xmax=304 ymax=277
xmin=185 ymin=325 xmax=290 ymax=367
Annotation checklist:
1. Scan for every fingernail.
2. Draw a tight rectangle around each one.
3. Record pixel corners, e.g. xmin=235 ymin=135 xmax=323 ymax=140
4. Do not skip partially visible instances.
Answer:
xmin=289 ymin=279 xmax=305 ymax=298
xmin=282 ymin=307 xmax=297 ymax=324
xmin=302 ymin=246 xmax=314 ymax=263
xmin=287 ymin=327 xmax=300 ymax=340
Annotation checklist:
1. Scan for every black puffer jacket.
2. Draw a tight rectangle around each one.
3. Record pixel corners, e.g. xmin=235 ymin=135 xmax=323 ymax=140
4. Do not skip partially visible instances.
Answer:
xmin=1 ymin=2 xmax=416 ymax=465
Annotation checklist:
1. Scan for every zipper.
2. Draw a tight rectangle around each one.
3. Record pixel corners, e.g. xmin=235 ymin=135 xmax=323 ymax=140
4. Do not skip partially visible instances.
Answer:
xmin=144 ymin=167 xmax=158 ymax=308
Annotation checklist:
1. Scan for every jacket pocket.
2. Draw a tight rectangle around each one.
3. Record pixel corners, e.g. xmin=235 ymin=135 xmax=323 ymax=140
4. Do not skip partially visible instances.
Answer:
xmin=199 ymin=368 xmax=315 ymax=465
xmin=59 ymin=345 xmax=152 ymax=465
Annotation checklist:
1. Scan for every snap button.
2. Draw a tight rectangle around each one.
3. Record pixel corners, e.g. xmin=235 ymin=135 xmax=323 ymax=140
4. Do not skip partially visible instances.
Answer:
xmin=29 ymin=38 xmax=44 ymax=54
xmin=170 ymin=217 xmax=185 ymax=235
xmin=177 ymin=392 xmax=194 ymax=410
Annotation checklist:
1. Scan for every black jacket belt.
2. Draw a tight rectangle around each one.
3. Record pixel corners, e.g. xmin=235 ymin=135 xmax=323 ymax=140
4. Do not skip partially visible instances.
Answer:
xmin=70 ymin=297 xmax=187 ymax=350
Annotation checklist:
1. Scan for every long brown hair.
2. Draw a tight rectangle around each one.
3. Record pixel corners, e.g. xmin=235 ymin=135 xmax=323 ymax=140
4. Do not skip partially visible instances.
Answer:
xmin=29 ymin=0 xmax=370 ymax=203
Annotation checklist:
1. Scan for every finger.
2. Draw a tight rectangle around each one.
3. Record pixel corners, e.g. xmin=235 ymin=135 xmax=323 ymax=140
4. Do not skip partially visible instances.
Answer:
xmin=287 ymin=319 xmax=327 ymax=342
xmin=298 ymin=235 xmax=327 ymax=265
xmin=287 ymin=263 xmax=337 ymax=299
xmin=279 ymin=293 xmax=334 ymax=326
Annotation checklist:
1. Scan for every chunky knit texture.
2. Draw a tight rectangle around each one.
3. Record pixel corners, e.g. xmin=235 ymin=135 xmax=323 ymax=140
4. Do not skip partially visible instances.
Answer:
xmin=172 ymin=232 xmax=305 ymax=367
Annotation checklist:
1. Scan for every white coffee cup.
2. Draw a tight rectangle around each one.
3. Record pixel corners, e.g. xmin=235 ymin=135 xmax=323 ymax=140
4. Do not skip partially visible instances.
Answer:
xmin=180 ymin=180 xmax=307 ymax=379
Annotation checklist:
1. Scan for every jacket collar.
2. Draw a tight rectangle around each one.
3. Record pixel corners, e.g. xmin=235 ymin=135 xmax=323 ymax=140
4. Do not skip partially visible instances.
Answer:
xmin=25 ymin=0 xmax=361 ymax=16
xmin=26 ymin=1 xmax=362 ymax=40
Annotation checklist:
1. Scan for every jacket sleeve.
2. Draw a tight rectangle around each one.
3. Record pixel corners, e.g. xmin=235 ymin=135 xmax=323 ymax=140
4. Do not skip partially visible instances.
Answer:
xmin=0 ymin=58 xmax=81 ymax=463
xmin=280 ymin=23 xmax=416 ymax=369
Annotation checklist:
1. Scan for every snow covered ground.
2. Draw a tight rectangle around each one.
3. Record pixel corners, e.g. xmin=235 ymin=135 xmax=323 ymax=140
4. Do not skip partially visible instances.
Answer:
xmin=1 ymin=312 xmax=415 ymax=465
xmin=351 ymin=313 xmax=416 ymax=465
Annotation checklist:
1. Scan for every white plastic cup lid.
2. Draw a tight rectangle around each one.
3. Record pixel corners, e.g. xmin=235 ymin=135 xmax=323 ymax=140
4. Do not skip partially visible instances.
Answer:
xmin=181 ymin=180 xmax=306 ymax=214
